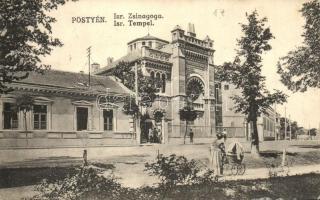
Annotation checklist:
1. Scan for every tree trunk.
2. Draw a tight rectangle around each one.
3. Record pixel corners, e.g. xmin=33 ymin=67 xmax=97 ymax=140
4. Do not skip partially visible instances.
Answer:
xmin=24 ymin=112 xmax=27 ymax=132
xmin=24 ymin=112 xmax=28 ymax=146
xmin=135 ymin=114 xmax=141 ymax=144
xmin=251 ymin=119 xmax=260 ymax=157
xmin=184 ymin=121 xmax=188 ymax=144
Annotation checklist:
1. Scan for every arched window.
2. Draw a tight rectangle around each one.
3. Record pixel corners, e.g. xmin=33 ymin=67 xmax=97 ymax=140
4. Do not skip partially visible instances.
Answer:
xmin=186 ymin=77 xmax=205 ymax=101
xmin=156 ymin=72 xmax=161 ymax=92
xmin=161 ymin=74 xmax=166 ymax=93
xmin=156 ymin=72 xmax=160 ymax=82
xmin=150 ymin=71 xmax=155 ymax=79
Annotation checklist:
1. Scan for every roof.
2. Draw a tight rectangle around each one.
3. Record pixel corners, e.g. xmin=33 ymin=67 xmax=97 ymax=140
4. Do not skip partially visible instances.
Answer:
xmin=13 ymin=70 xmax=130 ymax=95
xmin=95 ymin=51 xmax=142 ymax=75
xmin=157 ymin=44 xmax=172 ymax=54
xmin=127 ymin=34 xmax=169 ymax=45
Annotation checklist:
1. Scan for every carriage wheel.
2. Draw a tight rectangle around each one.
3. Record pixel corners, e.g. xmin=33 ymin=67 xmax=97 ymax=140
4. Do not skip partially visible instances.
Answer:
xmin=237 ymin=164 xmax=246 ymax=175
xmin=231 ymin=165 xmax=238 ymax=175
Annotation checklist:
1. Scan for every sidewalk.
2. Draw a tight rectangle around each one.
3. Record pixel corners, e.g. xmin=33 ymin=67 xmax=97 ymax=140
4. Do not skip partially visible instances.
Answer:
xmin=1 ymin=140 xmax=320 ymax=168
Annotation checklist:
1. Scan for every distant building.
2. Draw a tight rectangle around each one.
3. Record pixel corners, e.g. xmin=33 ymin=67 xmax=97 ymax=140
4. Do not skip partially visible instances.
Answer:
xmin=216 ymin=82 xmax=281 ymax=141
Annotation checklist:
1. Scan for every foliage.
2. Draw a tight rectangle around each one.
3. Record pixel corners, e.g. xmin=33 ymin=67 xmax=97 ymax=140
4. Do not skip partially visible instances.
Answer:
xmin=154 ymin=111 xmax=164 ymax=123
xmin=114 ymin=61 xmax=161 ymax=122
xmin=310 ymin=128 xmax=317 ymax=136
xmin=112 ymin=61 xmax=161 ymax=104
xmin=179 ymin=105 xmax=198 ymax=122
xmin=279 ymin=118 xmax=302 ymax=139
xmin=122 ymin=96 xmax=140 ymax=117
xmin=14 ymin=94 xmax=34 ymax=131
xmin=0 ymin=0 xmax=75 ymax=93
xmin=15 ymin=94 xmax=34 ymax=113
xmin=32 ymin=166 xmax=124 ymax=200
xmin=179 ymin=103 xmax=198 ymax=144
xmin=113 ymin=61 xmax=133 ymax=85
xmin=24 ymin=166 xmax=320 ymax=200
xmin=215 ymin=11 xmax=287 ymax=153
xmin=145 ymin=154 xmax=216 ymax=187
xmin=278 ymin=0 xmax=320 ymax=92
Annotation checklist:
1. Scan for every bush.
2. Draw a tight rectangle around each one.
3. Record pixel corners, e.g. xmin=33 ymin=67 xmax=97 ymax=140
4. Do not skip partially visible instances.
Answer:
xmin=32 ymin=166 xmax=123 ymax=200
xmin=145 ymin=154 xmax=216 ymax=187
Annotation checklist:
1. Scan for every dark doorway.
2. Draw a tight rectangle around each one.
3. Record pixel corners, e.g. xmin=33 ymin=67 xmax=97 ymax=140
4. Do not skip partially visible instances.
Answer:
xmin=140 ymin=114 xmax=153 ymax=143
xmin=141 ymin=120 xmax=153 ymax=144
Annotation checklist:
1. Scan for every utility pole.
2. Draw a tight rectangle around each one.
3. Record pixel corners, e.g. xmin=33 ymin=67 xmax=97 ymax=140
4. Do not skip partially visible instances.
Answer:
xmin=87 ymin=46 xmax=91 ymax=87
xmin=134 ymin=62 xmax=141 ymax=144
xmin=289 ymin=114 xmax=292 ymax=141
xmin=284 ymin=106 xmax=287 ymax=140
xmin=274 ymin=104 xmax=277 ymax=140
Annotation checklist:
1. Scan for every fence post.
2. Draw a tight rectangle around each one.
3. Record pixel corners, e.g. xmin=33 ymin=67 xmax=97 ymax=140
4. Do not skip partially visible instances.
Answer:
xmin=281 ymin=148 xmax=286 ymax=167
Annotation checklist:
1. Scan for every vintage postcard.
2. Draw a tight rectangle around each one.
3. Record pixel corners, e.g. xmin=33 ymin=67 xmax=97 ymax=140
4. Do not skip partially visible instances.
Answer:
xmin=0 ymin=0 xmax=319 ymax=199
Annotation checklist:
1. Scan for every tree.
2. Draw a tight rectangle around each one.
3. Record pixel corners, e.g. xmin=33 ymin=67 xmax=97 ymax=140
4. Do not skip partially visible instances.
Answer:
xmin=112 ymin=61 xmax=162 ymax=142
xmin=14 ymin=94 xmax=34 ymax=146
xmin=0 ymin=0 xmax=75 ymax=93
xmin=279 ymin=117 xmax=289 ymax=139
xmin=122 ymin=96 xmax=139 ymax=115
xmin=279 ymin=118 xmax=302 ymax=139
xmin=179 ymin=103 xmax=198 ymax=144
xmin=113 ymin=61 xmax=133 ymax=85
xmin=277 ymin=0 xmax=320 ymax=92
xmin=15 ymin=94 xmax=34 ymax=132
xmin=309 ymin=128 xmax=317 ymax=139
xmin=290 ymin=121 xmax=301 ymax=139
xmin=216 ymin=11 xmax=287 ymax=155
xmin=113 ymin=61 xmax=161 ymax=104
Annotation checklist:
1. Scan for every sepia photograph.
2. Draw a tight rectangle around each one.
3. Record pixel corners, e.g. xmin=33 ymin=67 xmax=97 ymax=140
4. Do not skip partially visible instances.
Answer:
xmin=0 ymin=0 xmax=320 ymax=199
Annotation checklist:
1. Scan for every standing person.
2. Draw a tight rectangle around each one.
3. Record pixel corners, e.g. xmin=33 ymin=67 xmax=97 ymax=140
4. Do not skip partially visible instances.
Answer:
xmin=148 ymin=127 xmax=153 ymax=143
xmin=189 ymin=128 xmax=194 ymax=144
xmin=157 ymin=127 xmax=162 ymax=144
xmin=83 ymin=149 xmax=88 ymax=167
xmin=209 ymin=132 xmax=226 ymax=175
xmin=153 ymin=127 xmax=158 ymax=143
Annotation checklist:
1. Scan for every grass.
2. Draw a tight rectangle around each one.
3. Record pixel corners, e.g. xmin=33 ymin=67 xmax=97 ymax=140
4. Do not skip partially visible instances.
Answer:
xmin=1 ymin=160 xmax=320 ymax=199
xmin=0 ymin=167 xmax=78 ymax=188
xmin=243 ymin=150 xmax=320 ymax=169
xmin=0 ymin=163 xmax=115 ymax=189
xmin=27 ymin=172 xmax=320 ymax=199
xmin=127 ymin=173 xmax=320 ymax=199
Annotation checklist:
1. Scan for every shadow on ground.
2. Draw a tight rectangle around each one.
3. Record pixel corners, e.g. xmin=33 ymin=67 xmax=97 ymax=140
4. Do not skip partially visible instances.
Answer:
xmin=292 ymin=145 xmax=320 ymax=149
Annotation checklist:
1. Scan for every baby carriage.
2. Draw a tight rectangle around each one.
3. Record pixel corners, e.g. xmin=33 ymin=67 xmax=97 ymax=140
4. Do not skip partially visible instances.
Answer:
xmin=224 ymin=141 xmax=246 ymax=175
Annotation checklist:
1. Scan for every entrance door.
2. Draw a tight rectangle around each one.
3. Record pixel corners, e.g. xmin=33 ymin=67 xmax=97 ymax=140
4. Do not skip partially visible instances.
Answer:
xmin=140 ymin=119 xmax=153 ymax=143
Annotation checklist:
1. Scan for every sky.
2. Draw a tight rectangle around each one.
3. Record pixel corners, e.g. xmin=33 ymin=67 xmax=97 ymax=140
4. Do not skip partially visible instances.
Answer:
xmin=42 ymin=0 xmax=320 ymax=129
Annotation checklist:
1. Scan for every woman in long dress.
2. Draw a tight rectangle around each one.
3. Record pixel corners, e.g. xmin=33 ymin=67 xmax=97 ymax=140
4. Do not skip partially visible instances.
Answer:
xmin=209 ymin=132 xmax=226 ymax=175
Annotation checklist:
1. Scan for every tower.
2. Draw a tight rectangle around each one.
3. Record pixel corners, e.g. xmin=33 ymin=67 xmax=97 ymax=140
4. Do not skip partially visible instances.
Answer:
xmin=170 ymin=24 xmax=216 ymax=142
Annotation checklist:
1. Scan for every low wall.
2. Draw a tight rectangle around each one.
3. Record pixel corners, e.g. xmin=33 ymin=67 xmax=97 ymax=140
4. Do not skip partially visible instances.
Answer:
xmin=167 ymin=137 xmax=246 ymax=145
xmin=0 ymin=131 xmax=135 ymax=148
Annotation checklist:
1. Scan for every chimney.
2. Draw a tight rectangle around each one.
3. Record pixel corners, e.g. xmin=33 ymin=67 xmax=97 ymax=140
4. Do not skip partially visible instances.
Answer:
xmin=187 ymin=23 xmax=196 ymax=37
xmin=107 ymin=57 xmax=114 ymax=65
xmin=91 ymin=63 xmax=100 ymax=73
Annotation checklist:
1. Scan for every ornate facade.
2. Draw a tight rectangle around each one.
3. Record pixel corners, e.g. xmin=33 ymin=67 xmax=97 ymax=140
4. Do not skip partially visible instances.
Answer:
xmin=96 ymin=24 xmax=217 ymax=144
